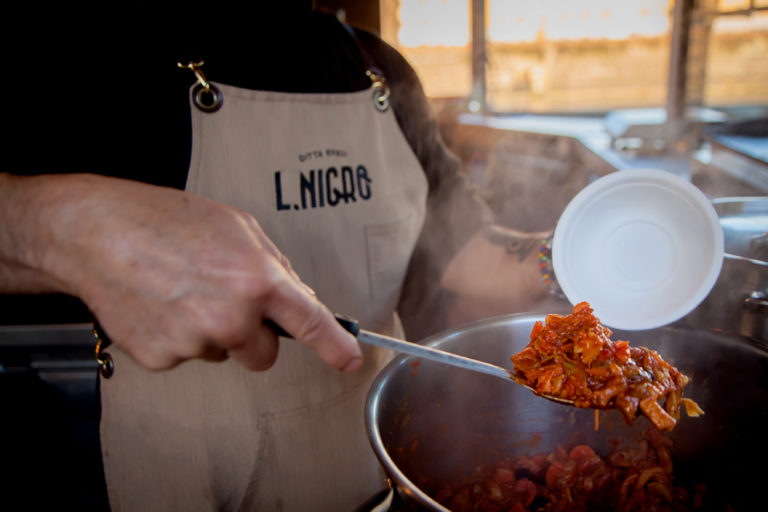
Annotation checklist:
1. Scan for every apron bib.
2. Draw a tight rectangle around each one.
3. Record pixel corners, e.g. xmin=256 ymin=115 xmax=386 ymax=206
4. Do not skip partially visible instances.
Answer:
xmin=100 ymin=82 xmax=427 ymax=511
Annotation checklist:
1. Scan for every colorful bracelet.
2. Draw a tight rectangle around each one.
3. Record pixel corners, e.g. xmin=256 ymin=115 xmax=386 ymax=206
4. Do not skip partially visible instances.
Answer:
xmin=538 ymin=234 xmax=566 ymax=300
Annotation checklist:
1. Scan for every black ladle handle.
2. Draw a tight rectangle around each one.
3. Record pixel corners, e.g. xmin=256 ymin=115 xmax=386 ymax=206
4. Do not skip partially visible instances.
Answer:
xmin=265 ymin=314 xmax=360 ymax=338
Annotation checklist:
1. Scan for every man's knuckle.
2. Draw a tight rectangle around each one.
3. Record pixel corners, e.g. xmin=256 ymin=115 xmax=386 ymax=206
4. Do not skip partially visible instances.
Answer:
xmin=297 ymin=307 xmax=333 ymax=346
xmin=183 ymin=299 xmax=244 ymax=349
xmin=133 ymin=347 xmax=179 ymax=371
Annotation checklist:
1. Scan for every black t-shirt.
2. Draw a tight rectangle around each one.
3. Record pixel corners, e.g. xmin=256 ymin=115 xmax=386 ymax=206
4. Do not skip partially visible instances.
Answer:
xmin=1 ymin=5 xmax=490 ymax=338
xmin=5 ymin=6 xmax=370 ymax=186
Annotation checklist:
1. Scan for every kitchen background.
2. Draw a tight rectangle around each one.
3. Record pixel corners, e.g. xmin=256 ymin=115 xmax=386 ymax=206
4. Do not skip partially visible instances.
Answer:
xmin=1 ymin=0 xmax=766 ymax=510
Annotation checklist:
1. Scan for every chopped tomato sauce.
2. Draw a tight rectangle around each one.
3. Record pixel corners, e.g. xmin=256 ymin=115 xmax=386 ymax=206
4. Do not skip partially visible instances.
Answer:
xmin=431 ymin=428 xmax=708 ymax=512
xmin=510 ymin=302 xmax=702 ymax=431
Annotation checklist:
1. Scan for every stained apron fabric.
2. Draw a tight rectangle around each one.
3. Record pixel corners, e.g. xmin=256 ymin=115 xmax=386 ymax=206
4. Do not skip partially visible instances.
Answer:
xmin=100 ymin=82 xmax=428 ymax=510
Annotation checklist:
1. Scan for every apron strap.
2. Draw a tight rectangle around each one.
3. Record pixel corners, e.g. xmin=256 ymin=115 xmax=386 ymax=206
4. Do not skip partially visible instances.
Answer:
xmin=342 ymin=23 xmax=390 ymax=112
xmin=176 ymin=24 xmax=388 ymax=114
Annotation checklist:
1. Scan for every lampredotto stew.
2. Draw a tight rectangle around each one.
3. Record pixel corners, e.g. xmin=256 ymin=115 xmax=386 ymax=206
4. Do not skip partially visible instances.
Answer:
xmin=510 ymin=302 xmax=703 ymax=431
xmin=432 ymin=427 xmax=707 ymax=512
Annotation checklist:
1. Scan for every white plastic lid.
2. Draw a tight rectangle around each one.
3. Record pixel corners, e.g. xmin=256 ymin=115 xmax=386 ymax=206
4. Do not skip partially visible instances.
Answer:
xmin=552 ymin=169 xmax=724 ymax=330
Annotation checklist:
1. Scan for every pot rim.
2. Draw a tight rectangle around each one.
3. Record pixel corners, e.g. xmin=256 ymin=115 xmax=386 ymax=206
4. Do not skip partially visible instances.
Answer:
xmin=364 ymin=312 xmax=546 ymax=510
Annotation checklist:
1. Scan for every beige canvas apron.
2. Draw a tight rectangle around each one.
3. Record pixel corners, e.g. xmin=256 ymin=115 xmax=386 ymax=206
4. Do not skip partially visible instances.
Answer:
xmin=100 ymin=80 xmax=428 ymax=511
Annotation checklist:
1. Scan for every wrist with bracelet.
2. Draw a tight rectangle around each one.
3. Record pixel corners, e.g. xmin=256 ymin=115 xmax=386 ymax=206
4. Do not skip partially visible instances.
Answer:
xmin=484 ymin=225 xmax=567 ymax=301
xmin=537 ymin=233 xmax=566 ymax=300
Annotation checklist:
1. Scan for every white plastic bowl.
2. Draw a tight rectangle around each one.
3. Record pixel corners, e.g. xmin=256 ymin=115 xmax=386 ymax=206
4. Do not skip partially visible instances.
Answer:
xmin=552 ymin=169 xmax=724 ymax=330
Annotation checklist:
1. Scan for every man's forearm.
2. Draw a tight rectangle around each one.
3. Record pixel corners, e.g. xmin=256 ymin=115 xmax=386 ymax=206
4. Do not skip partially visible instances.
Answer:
xmin=440 ymin=225 xmax=551 ymax=309
xmin=483 ymin=225 xmax=544 ymax=263
xmin=0 ymin=173 xmax=66 ymax=294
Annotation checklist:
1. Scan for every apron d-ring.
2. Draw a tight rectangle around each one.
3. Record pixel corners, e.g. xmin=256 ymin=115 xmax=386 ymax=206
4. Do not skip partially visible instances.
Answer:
xmin=366 ymin=69 xmax=390 ymax=112
xmin=177 ymin=59 xmax=223 ymax=113
xmin=192 ymin=82 xmax=223 ymax=113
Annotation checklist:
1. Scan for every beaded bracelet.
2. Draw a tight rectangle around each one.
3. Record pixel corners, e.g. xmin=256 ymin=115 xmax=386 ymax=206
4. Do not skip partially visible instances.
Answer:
xmin=538 ymin=234 xmax=566 ymax=300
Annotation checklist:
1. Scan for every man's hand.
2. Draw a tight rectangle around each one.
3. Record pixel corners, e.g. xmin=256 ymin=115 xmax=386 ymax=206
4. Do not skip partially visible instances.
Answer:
xmin=0 ymin=173 xmax=362 ymax=372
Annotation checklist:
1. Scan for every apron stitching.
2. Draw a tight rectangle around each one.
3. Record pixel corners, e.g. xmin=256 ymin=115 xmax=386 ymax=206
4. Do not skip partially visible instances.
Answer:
xmin=186 ymin=90 xmax=206 ymax=190
xmin=267 ymin=370 xmax=373 ymax=420
xmin=364 ymin=225 xmax=377 ymax=310
xmin=211 ymin=81 xmax=375 ymax=105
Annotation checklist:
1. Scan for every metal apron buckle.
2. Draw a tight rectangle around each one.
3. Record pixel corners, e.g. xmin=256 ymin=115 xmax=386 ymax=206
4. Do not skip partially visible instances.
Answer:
xmin=177 ymin=59 xmax=223 ymax=113
xmin=93 ymin=321 xmax=114 ymax=378
xmin=366 ymin=69 xmax=390 ymax=112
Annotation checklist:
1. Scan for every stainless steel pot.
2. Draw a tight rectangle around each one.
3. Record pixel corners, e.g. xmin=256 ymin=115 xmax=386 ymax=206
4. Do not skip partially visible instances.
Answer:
xmin=678 ymin=197 xmax=768 ymax=342
xmin=365 ymin=313 xmax=768 ymax=511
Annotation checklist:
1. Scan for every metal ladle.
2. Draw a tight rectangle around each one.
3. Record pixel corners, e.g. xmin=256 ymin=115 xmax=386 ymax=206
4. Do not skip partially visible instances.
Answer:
xmin=267 ymin=314 xmax=574 ymax=406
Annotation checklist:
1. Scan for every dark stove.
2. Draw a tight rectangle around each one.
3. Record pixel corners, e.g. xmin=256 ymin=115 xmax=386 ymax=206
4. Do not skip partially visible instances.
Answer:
xmin=0 ymin=322 xmax=109 ymax=511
